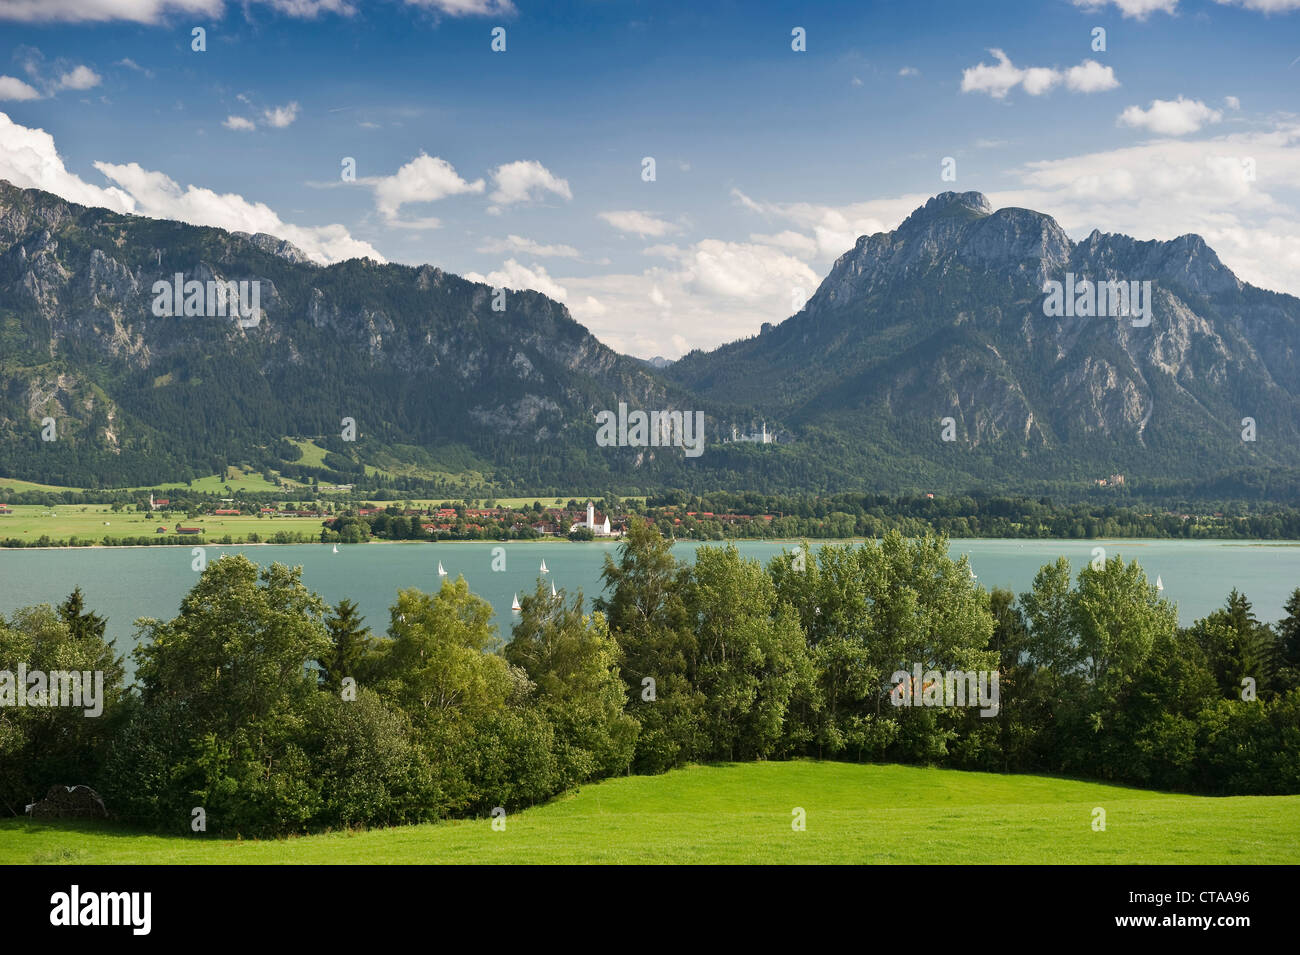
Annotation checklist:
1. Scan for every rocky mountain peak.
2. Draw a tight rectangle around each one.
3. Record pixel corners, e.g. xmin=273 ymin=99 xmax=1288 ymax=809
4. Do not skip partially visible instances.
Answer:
xmin=232 ymin=232 xmax=316 ymax=266
xmin=899 ymin=191 xmax=993 ymax=231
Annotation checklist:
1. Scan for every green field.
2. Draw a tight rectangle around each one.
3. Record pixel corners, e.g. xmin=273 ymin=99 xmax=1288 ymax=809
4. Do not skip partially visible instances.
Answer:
xmin=0 ymin=503 xmax=328 ymax=543
xmin=0 ymin=468 xmax=285 ymax=497
xmin=3 ymin=762 xmax=1296 ymax=864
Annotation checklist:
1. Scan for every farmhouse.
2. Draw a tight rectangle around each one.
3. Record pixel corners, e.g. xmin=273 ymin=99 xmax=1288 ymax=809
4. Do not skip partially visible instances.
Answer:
xmin=175 ymin=525 xmax=202 ymax=535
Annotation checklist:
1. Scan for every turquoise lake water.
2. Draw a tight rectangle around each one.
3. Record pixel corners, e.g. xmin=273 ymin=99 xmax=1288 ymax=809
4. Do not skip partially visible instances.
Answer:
xmin=2 ymin=539 xmax=1298 ymax=666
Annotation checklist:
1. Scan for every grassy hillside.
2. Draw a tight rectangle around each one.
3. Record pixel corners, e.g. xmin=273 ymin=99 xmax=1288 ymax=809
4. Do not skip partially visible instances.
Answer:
xmin=4 ymin=762 xmax=1296 ymax=864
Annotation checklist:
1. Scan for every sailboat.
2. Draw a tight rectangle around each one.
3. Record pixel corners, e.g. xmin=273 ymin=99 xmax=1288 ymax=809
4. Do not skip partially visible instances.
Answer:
xmin=551 ymin=581 xmax=557 ymax=598
xmin=1156 ymin=575 xmax=1164 ymax=592
xmin=511 ymin=594 xmax=521 ymax=613
xmin=969 ymin=566 xmax=978 ymax=580
xmin=332 ymin=543 xmax=339 ymax=554
xmin=437 ymin=561 xmax=447 ymax=577
xmin=539 ymin=559 xmax=549 ymax=574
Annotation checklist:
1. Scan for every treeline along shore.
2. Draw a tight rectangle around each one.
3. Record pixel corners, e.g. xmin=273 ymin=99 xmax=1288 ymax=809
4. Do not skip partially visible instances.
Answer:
xmin=5 ymin=487 xmax=1300 ymax=548
xmin=3 ymin=522 xmax=1298 ymax=836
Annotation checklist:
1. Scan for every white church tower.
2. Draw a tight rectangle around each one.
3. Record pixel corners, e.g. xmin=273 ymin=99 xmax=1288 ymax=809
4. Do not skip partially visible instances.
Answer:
xmin=576 ymin=500 xmax=611 ymax=536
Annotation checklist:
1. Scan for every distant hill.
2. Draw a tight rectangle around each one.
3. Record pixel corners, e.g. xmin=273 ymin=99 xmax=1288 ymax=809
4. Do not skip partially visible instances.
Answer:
xmin=667 ymin=191 xmax=1300 ymax=499
xmin=2 ymin=180 xmax=1298 ymax=499
xmin=0 ymin=180 xmax=702 ymax=492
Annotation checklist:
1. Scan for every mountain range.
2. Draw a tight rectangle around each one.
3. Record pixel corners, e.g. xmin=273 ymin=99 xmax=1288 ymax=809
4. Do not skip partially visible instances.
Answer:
xmin=2 ymin=180 xmax=1297 ymax=500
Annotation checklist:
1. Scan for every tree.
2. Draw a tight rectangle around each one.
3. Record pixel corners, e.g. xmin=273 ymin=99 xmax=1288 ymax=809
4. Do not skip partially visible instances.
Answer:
xmin=316 ymin=598 xmax=374 ymax=692
xmin=1191 ymin=590 xmax=1283 ymax=698
xmin=115 ymin=556 xmax=332 ymax=835
xmin=373 ymin=577 xmax=510 ymax=726
xmin=57 ymin=587 xmax=107 ymax=643
xmin=688 ymin=544 xmax=811 ymax=761
xmin=506 ymin=582 xmax=638 ymax=782
xmin=595 ymin=519 xmax=700 ymax=772
xmin=1070 ymin=555 xmax=1174 ymax=697
xmin=986 ymin=586 xmax=1031 ymax=771
xmin=0 ymin=603 xmax=125 ymax=816
xmin=133 ymin=556 xmax=329 ymax=733
xmin=1276 ymin=588 xmax=1300 ymax=691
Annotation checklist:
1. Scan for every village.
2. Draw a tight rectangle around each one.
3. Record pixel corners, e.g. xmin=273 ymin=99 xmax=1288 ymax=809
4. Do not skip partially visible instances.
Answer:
xmin=138 ymin=494 xmax=630 ymax=541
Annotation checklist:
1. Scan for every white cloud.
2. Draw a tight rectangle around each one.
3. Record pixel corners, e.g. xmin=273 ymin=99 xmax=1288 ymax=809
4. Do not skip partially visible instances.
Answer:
xmin=262 ymin=0 xmax=356 ymax=15
xmin=598 ymin=209 xmax=675 ymax=238
xmin=1021 ymin=66 xmax=1061 ymax=96
xmin=0 ymin=111 xmax=383 ymax=265
xmin=0 ymin=0 xmax=359 ymax=23
xmin=1118 ymin=96 xmax=1223 ymax=135
xmin=1213 ymin=0 xmax=1300 ymax=11
xmin=367 ymin=153 xmax=485 ymax=224
xmin=961 ymin=49 xmax=1027 ymax=99
xmin=0 ymin=53 xmax=105 ymax=98
xmin=96 ymin=159 xmax=385 ymax=263
xmin=995 ymin=119 xmax=1300 ymax=298
xmin=0 ymin=112 xmax=135 ymax=209
xmin=1076 ymin=0 xmax=1300 ymax=15
xmin=488 ymin=160 xmax=571 ymax=208
xmin=749 ymin=230 xmax=820 ymax=256
xmin=732 ymin=187 xmax=925 ymax=260
xmin=56 ymin=65 xmax=101 ymax=90
xmin=1064 ymin=60 xmax=1119 ymax=93
xmin=574 ymin=295 xmax=606 ymax=317
xmin=898 ymin=66 xmax=918 ymax=77
xmin=1225 ymin=96 xmax=1241 ymax=110
xmin=115 ymin=57 xmax=154 ymax=78
xmin=464 ymin=259 xmax=566 ymax=300
xmin=0 ymin=75 xmax=41 ymax=100
xmin=1071 ymin=0 xmax=1179 ymax=17
xmin=402 ymin=0 xmax=517 ymax=15
xmin=563 ymin=240 xmax=820 ymax=357
xmin=262 ymin=101 xmax=299 ymax=127
xmin=962 ymin=49 xmax=1119 ymax=99
xmin=477 ymin=234 xmax=581 ymax=258
xmin=222 ymin=101 xmax=300 ymax=131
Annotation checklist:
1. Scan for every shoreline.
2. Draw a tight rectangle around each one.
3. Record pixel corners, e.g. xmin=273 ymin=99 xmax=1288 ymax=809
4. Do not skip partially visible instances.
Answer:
xmin=5 ymin=536 xmax=1300 ymax=552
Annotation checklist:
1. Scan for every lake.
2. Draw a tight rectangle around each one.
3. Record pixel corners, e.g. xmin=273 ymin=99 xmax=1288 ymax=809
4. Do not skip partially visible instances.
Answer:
xmin=3 ymin=539 xmax=1298 ymax=670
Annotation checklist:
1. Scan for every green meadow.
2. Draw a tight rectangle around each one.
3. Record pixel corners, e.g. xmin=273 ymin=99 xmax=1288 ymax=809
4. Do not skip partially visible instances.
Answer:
xmin=4 ymin=762 xmax=1296 ymax=865
xmin=0 ymin=503 xmax=327 ymax=543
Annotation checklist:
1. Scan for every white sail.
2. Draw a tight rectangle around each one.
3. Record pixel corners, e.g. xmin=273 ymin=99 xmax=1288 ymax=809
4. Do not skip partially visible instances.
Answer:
xmin=551 ymin=581 xmax=557 ymax=598
xmin=512 ymin=593 xmax=521 ymax=612
xmin=540 ymin=559 xmax=549 ymax=574
xmin=1156 ymin=575 xmax=1164 ymax=591
xmin=332 ymin=544 xmax=338 ymax=553
xmin=438 ymin=561 xmax=447 ymax=577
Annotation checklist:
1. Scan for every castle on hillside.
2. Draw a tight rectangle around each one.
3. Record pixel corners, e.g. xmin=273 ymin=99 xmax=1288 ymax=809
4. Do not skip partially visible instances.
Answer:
xmin=728 ymin=421 xmax=776 ymax=444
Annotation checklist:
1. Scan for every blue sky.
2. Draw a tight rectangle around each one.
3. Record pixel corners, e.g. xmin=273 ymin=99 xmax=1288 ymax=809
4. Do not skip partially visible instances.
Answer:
xmin=0 ymin=0 xmax=1297 ymax=357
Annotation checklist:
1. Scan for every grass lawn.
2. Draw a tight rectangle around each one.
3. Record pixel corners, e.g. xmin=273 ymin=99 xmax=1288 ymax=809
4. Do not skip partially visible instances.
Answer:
xmin=3 ymin=761 xmax=1296 ymax=864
